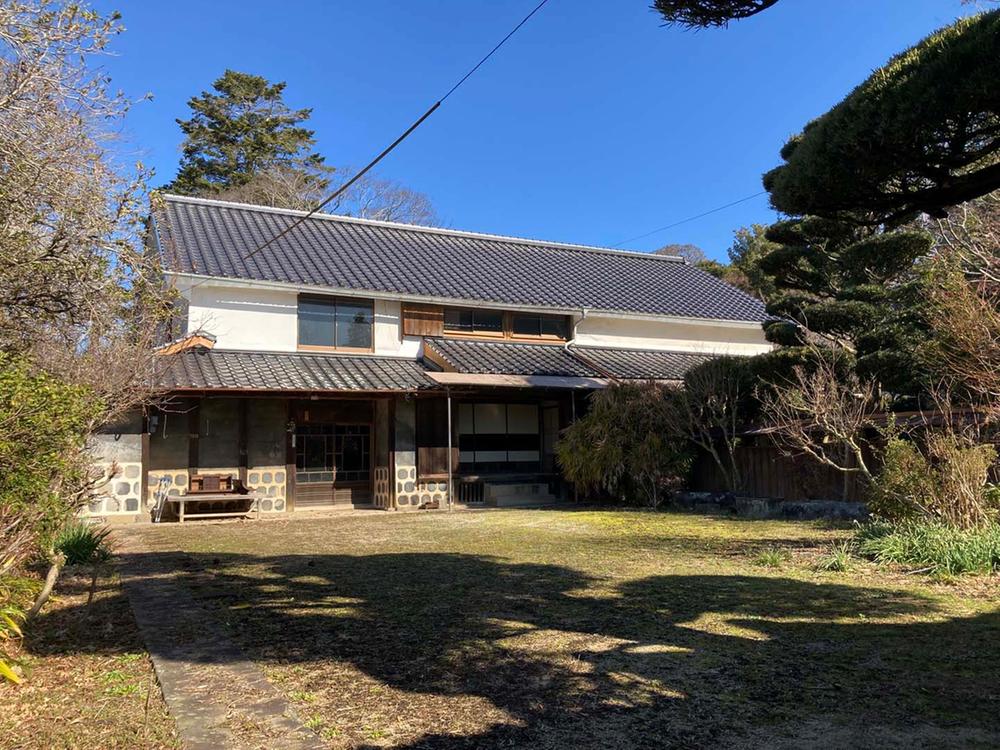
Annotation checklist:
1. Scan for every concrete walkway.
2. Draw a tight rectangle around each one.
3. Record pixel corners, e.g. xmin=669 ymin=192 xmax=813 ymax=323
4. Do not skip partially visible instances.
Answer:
xmin=118 ymin=539 xmax=324 ymax=750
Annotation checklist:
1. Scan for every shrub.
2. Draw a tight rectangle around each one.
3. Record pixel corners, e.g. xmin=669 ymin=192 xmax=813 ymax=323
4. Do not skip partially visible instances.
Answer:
xmin=0 ymin=354 xmax=99 ymax=557
xmin=868 ymin=432 xmax=998 ymax=529
xmin=855 ymin=521 xmax=1000 ymax=575
xmin=0 ymin=576 xmax=36 ymax=684
xmin=556 ymin=382 xmax=691 ymax=507
xmin=54 ymin=521 xmax=113 ymax=566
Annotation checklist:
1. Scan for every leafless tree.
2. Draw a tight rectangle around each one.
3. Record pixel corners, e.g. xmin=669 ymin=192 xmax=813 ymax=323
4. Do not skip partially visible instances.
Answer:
xmin=654 ymin=243 xmax=707 ymax=263
xmin=926 ymin=191 xmax=1000 ymax=285
xmin=213 ymin=164 xmax=440 ymax=226
xmin=0 ymin=1 xmax=172 ymax=618
xmin=759 ymin=350 xmax=886 ymax=484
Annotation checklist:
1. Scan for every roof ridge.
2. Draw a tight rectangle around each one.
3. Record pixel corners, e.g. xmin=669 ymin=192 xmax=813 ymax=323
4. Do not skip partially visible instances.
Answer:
xmin=157 ymin=192 xmax=688 ymax=264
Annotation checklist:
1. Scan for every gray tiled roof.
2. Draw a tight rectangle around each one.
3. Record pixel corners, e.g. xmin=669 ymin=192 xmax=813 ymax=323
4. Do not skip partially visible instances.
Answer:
xmin=424 ymin=337 xmax=710 ymax=381
xmin=425 ymin=338 xmax=600 ymax=377
xmin=154 ymin=194 xmax=768 ymax=322
xmin=156 ymin=349 xmax=438 ymax=392
xmin=573 ymin=346 xmax=713 ymax=380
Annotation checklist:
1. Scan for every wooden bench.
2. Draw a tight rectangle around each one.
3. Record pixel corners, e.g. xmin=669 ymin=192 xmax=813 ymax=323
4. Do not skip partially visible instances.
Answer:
xmin=171 ymin=474 xmax=260 ymax=523
xmin=167 ymin=492 xmax=262 ymax=523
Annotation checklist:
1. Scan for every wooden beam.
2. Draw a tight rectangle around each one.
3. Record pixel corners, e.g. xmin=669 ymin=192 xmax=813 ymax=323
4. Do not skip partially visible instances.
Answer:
xmin=188 ymin=399 xmax=200 ymax=472
xmin=141 ymin=409 xmax=151 ymax=514
xmin=285 ymin=398 xmax=296 ymax=512
xmin=238 ymin=397 xmax=248 ymax=485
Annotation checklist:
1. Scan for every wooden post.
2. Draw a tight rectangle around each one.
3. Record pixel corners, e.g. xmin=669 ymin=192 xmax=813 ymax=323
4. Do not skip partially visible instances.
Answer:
xmin=285 ymin=398 xmax=296 ymax=512
xmin=446 ymin=389 xmax=453 ymax=510
xmin=388 ymin=397 xmax=397 ymax=510
xmin=141 ymin=409 xmax=151 ymax=515
xmin=238 ymin=398 xmax=248 ymax=486
xmin=188 ymin=399 xmax=200 ymax=473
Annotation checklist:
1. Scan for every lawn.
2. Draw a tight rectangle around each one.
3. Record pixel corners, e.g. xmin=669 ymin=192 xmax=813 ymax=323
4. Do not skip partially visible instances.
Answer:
xmin=128 ymin=509 xmax=1000 ymax=748
xmin=0 ymin=570 xmax=179 ymax=750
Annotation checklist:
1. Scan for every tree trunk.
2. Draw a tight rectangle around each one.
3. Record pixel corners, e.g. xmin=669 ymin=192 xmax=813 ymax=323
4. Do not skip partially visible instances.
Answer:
xmin=27 ymin=552 xmax=65 ymax=619
xmin=87 ymin=564 xmax=100 ymax=608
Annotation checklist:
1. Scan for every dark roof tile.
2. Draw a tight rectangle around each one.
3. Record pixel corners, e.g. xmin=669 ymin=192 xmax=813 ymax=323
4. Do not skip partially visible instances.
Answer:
xmin=425 ymin=338 xmax=599 ymax=377
xmin=424 ymin=337 xmax=711 ymax=381
xmin=154 ymin=195 xmax=768 ymax=322
xmin=156 ymin=349 xmax=437 ymax=392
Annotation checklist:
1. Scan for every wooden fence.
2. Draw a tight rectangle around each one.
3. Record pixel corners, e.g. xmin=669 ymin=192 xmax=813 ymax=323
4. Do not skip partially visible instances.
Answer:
xmin=689 ymin=436 xmax=869 ymax=502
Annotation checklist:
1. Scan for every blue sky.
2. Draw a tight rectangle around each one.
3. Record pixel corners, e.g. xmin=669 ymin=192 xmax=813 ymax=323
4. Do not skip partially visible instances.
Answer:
xmin=97 ymin=0 xmax=976 ymax=260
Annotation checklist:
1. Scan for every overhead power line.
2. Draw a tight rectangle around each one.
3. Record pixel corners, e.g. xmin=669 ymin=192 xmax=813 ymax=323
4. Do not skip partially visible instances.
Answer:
xmin=188 ymin=0 xmax=550 ymax=288
xmin=610 ymin=190 xmax=768 ymax=248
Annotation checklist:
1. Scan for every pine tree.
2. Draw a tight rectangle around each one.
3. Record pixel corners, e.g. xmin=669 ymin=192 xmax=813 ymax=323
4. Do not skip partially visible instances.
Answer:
xmin=166 ymin=70 xmax=331 ymax=196
xmin=756 ymin=217 xmax=934 ymax=400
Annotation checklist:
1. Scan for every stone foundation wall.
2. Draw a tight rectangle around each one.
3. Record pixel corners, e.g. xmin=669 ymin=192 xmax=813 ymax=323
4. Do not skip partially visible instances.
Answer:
xmin=89 ymin=462 xmax=143 ymax=515
xmin=85 ymin=411 xmax=144 ymax=517
xmin=147 ymin=468 xmax=190 ymax=517
xmin=393 ymin=399 xmax=449 ymax=509
xmin=246 ymin=466 xmax=286 ymax=513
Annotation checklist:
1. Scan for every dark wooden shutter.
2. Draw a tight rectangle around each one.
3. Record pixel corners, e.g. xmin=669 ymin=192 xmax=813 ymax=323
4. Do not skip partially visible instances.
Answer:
xmin=416 ymin=398 xmax=457 ymax=479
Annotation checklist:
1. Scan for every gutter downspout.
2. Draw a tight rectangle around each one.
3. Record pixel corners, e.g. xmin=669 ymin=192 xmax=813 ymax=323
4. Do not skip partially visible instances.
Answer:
xmin=564 ymin=307 xmax=619 ymax=383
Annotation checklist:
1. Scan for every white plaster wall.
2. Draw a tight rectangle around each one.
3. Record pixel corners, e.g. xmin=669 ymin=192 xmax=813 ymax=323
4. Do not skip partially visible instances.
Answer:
xmin=180 ymin=282 xmax=769 ymax=357
xmin=188 ymin=285 xmax=298 ymax=351
xmin=574 ymin=315 xmax=771 ymax=356
xmin=374 ymin=300 xmax=422 ymax=357
xmin=185 ymin=285 xmax=416 ymax=357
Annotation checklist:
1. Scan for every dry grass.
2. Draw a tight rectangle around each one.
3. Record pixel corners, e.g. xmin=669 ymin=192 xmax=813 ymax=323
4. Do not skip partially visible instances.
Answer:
xmin=129 ymin=508 xmax=1000 ymax=749
xmin=0 ymin=569 xmax=179 ymax=749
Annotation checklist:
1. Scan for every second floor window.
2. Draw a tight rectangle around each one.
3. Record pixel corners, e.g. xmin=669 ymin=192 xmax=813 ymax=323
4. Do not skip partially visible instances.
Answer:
xmin=443 ymin=307 xmax=504 ymax=336
xmin=298 ymin=296 xmax=373 ymax=350
xmin=511 ymin=313 xmax=568 ymax=339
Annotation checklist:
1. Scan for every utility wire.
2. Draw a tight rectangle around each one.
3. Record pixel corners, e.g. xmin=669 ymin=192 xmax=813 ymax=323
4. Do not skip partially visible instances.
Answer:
xmin=187 ymin=0 xmax=550 ymax=288
xmin=610 ymin=190 xmax=767 ymax=248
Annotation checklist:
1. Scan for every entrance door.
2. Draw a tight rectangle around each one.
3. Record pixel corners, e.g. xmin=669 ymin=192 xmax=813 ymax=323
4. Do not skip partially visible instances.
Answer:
xmin=294 ymin=423 xmax=372 ymax=508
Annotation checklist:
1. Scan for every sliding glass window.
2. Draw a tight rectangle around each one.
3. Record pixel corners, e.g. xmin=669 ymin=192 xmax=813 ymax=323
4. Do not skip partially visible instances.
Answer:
xmin=298 ymin=296 xmax=373 ymax=350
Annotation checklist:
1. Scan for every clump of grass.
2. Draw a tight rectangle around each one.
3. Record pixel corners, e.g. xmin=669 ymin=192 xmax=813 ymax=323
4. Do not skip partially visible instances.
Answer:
xmin=816 ymin=541 xmax=854 ymax=573
xmin=752 ymin=546 xmax=790 ymax=568
xmin=289 ymin=690 xmax=317 ymax=703
xmin=855 ymin=521 xmax=1000 ymax=576
xmin=54 ymin=520 xmax=113 ymax=565
xmin=304 ymin=715 xmax=325 ymax=731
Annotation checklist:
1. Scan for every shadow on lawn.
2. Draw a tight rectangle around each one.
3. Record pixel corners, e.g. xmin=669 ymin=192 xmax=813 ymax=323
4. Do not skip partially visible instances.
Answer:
xmin=32 ymin=550 xmax=1000 ymax=749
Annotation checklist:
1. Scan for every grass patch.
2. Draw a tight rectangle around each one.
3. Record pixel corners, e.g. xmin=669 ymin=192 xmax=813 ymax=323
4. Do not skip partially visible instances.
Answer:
xmin=816 ymin=541 xmax=854 ymax=573
xmin=856 ymin=521 xmax=1000 ymax=576
xmin=128 ymin=509 xmax=1000 ymax=748
xmin=752 ymin=546 xmax=790 ymax=568
xmin=0 ymin=571 xmax=179 ymax=749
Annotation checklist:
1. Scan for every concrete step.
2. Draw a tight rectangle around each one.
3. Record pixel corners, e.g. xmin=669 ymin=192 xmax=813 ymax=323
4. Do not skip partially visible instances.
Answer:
xmin=484 ymin=482 xmax=558 ymax=507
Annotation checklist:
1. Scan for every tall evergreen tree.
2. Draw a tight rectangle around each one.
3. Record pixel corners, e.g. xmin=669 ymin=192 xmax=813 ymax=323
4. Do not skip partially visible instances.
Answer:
xmin=756 ymin=218 xmax=934 ymax=400
xmin=166 ymin=70 xmax=331 ymax=196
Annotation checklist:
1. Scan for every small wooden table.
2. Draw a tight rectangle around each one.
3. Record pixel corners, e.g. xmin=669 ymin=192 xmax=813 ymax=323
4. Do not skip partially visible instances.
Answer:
xmin=167 ymin=493 xmax=262 ymax=523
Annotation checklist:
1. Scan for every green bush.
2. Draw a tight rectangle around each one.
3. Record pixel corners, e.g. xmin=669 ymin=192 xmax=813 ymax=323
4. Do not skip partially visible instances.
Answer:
xmin=868 ymin=433 xmax=999 ymax=529
xmin=855 ymin=521 xmax=1000 ymax=575
xmin=556 ymin=382 xmax=691 ymax=507
xmin=0 ymin=354 xmax=99 ymax=555
xmin=54 ymin=521 xmax=113 ymax=566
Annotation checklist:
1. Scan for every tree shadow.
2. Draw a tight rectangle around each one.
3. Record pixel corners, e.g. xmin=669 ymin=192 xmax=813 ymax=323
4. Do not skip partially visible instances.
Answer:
xmin=30 ymin=550 xmax=1000 ymax=748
